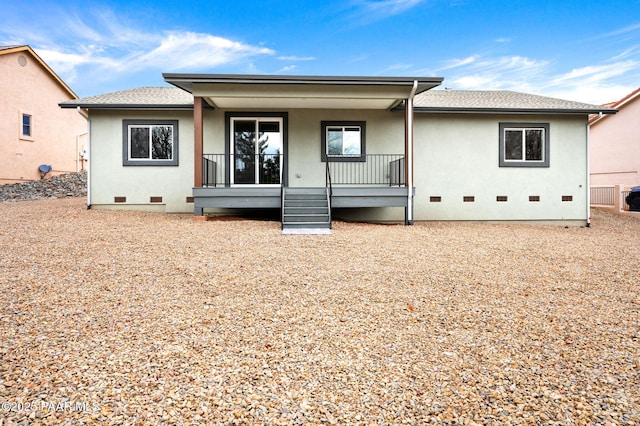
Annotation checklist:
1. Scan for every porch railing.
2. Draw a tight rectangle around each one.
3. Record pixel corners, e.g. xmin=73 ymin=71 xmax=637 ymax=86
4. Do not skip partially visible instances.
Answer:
xmin=202 ymin=153 xmax=282 ymax=187
xmin=328 ymin=154 xmax=405 ymax=186
xmin=201 ymin=153 xmax=405 ymax=187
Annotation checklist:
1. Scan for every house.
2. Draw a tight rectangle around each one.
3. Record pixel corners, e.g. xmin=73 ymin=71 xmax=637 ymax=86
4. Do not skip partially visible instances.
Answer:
xmin=589 ymin=87 xmax=640 ymax=187
xmin=0 ymin=45 xmax=87 ymax=183
xmin=59 ymin=74 xmax=614 ymax=228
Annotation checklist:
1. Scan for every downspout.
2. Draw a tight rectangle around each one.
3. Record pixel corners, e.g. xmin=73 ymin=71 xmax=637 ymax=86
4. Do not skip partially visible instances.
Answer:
xmin=76 ymin=107 xmax=91 ymax=209
xmin=405 ymin=80 xmax=418 ymax=225
xmin=586 ymin=119 xmax=591 ymax=227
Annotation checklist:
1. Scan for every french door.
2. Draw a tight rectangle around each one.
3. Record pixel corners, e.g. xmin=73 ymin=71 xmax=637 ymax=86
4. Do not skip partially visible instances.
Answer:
xmin=231 ymin=117 xmax=283 ymax=185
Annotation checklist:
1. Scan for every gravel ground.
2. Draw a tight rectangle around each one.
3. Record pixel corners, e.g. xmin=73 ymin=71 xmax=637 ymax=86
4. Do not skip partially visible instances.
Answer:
xmin=0 ymin=198 xmax=638 ymax=425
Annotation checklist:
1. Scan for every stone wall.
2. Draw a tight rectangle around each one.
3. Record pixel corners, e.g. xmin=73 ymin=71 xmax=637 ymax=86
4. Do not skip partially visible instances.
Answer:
xmin=0 ymin=171 xmax=87 ymax=202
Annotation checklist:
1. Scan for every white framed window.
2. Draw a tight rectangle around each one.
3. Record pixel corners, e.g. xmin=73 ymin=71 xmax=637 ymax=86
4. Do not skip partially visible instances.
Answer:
xmin=321 ymin=121 xmax=366 ymax=162
xmin=499 ymin=123 xmax=549 ymax=167
xmin=122 ymin=120 xmax=178 ymax=166
xmin=20 ymin=111 xmax=33 ymax=140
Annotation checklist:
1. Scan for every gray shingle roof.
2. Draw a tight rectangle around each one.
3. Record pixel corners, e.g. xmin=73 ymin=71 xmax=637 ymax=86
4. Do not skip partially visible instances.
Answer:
xmin=59 ymin=87 xmax=193 ymax=109
xmin=59 ymin=85 xmax=616 ymax=115
xmin=413 ymin=90 xmax=616 ymax=114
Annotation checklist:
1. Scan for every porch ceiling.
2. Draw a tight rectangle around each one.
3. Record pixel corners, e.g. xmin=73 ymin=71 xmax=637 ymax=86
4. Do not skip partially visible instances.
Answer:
xmin=163 ymin=74 xmax=443 ymax=110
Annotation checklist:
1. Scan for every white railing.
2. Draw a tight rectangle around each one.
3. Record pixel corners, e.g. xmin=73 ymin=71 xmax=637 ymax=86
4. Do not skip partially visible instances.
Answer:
xmin=590 ymin=186 xmax=615 ymax=206
xmin=590 ymin=185 xmax=634 ymax=211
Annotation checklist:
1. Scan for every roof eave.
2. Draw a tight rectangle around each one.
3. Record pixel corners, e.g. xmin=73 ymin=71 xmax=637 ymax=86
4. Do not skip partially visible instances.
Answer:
xmin=3 ymin=45 xmax=79 ymax=100
xmin=163 ymin=73 xmax=443 ymax=94
xmin=59 ymin=103 xmax=194 ymax=110
xmin=410 ymin=107 xmax=618 ymax=115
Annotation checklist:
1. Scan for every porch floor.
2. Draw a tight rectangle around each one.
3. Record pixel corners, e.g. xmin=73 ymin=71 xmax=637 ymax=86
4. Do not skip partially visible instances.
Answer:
xmin=193 ymin=186 xmax=412 ymax=215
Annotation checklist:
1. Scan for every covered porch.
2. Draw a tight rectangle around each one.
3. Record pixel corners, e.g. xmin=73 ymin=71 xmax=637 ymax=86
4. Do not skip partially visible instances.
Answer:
xmin=163 ymin=74 xmax=443 ymax=226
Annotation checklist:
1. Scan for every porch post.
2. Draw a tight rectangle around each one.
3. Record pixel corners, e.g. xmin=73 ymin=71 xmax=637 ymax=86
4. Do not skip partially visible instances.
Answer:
xmin=404 ymin=81 xmax=417 ymax=225
xmin=194 ymin=96 xmax=204 ymax=189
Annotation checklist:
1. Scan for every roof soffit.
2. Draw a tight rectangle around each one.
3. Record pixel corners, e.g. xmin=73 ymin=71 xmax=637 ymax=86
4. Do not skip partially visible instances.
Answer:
xmin=164 ymin=74 xmax=443 ymax=110
xmin=195 ymin=83 xmax=419 ymax=109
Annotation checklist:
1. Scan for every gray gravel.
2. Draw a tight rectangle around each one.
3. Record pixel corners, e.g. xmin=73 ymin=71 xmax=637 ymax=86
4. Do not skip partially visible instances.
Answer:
xmin=0 ymin=198 xmax=638 ymax=425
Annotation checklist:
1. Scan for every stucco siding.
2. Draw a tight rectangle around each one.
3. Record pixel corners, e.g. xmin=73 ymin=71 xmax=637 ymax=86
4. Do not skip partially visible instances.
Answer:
xmin=89 ymin=106 xmax=590 ymax=223
xmin=338 ymin=114 xmax=589 ymax=223
xmin=0 ymin=50 xmax=86 ymax=183
xmin=89 ymin=110 xmax=194 ymax=212
xmin=413 ymin=114 xmax=588 ymax=222
xmin=288 ymin=109 xmax=403 ymax=187
xmin=203 ymin=109 xmax=405 ymax=188
xmin=590 ymin=100 xmax=640 ymax=187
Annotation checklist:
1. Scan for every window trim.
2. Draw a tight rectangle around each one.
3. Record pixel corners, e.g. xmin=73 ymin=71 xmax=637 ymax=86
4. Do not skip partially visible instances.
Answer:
xmin=321 ymin=121 xmax=366 ymax=162
xmin=122 ymin=119 xmax=179 ymax=166
xmin=499 ymin=122 xmax=549 ymax=167
xmin=20 ymin=111 xmax=33 ymax=141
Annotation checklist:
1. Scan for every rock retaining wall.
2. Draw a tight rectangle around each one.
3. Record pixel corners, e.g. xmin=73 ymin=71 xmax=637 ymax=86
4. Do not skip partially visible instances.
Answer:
xmin=0 ymin=171 xmax=87 ymax=202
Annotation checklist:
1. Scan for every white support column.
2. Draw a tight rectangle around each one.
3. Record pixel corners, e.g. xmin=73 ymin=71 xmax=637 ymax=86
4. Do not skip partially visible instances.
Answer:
xmin=614 ymin=184 xmax=624 ymax=211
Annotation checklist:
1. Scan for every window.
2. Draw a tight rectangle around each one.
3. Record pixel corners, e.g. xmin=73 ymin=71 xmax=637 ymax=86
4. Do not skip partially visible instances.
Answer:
xmin=499 ymin=123 xmax=549 ymax=167
xmin=22 ymin=113 xmax=32 ymax=137
xmin=321 ymin=121 xmax=366 ymax=162
xmin=123 ymin=120 xmax=178 ymax=166
xmin=20 ymin=112 xmax=33 ymax=140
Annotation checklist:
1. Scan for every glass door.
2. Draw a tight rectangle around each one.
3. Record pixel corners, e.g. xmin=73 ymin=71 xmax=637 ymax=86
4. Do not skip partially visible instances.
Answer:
xmin=231 ymin=117 xmax=282 ymax=185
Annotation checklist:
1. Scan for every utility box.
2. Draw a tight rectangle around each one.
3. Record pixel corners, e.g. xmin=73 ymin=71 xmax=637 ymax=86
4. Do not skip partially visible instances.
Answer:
xmin=626 ymin=186 xmax=640 ymax=212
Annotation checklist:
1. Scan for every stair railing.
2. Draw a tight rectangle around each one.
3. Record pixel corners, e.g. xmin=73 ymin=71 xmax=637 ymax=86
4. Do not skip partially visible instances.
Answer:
xmin=326 ymin=160 xmax=333 ymax=228
xmin=280 ymin=182 xmax=285 ymax=230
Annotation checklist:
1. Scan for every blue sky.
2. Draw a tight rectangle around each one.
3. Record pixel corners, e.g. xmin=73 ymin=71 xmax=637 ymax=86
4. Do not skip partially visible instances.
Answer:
xmin=2 ymin=0 xmax=639 ymax=104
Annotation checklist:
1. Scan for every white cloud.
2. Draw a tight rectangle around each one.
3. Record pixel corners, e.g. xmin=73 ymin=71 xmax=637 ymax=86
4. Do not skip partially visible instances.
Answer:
xmin=550 ymin=61 xmax=638 ymax=85
xmin=361 ymin=0 xmax=425 ymax=15
xmin=133 ymin=32 xmax=274 ymax=71
xmin=1 ymin=5 xmax=278 ymax=94
xmin=441 ymin=55 xmax=550 ymax=89
xmin=595 ymin=22 xmax=640 ymax=39
xmin=277 ymin=56 xmax=316 ymax=61
xmin=35 ymin=31 xmax=275 ymax=85
xmin=276 ymin=65 xmax=298 ymax=73
xmin=436 ymin=51 xmax=640 ymax=104
xmin=544 ymin=84 xmax=635 ymax=106
xmin=448 ymin=74 xmax=500 ymax=89
xmin=610 ymin=46 xmax=640 ymax=61
xmin=349 ymin=0 xmax=425 ymax=23
xmin=543 ymin=61 xmax=639 ymax=104
xmin=438 ymin=55 xmax=479 ymax=71
xmin=379 ymin=63 xmax=414 ymax=73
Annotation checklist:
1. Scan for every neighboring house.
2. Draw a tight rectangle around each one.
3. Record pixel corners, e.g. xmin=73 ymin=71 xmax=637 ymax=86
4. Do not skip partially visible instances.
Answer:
xmin=0 ymin=45 xmax=87 ymax=184
xmin=60 ymin=74 xmax=614 ymax=228
xmin=589 ymin=87 xmax=640 ymax=187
